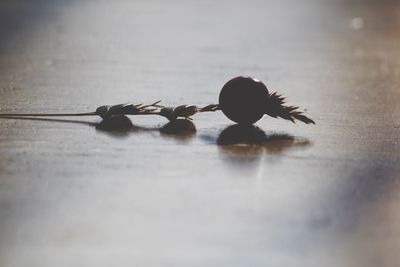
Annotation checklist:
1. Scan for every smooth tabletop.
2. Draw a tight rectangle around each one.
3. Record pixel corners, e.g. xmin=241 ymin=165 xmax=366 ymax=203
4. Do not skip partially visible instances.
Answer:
xmin=0 ymin=0 xmax=400 ymax=266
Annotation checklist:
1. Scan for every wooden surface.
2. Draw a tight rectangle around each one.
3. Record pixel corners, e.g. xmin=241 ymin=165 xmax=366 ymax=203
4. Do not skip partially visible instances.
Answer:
xmin=1 ymin=0 xmax=400 ymax=266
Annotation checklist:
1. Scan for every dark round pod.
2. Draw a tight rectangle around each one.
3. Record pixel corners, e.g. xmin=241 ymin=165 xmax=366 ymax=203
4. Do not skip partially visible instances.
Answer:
xmin=219 ymin=76 xmax=268 ymax=125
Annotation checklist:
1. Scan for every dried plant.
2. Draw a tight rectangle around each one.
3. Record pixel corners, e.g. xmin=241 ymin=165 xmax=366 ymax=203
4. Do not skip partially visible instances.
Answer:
xmin=265 ymin=92 xmax=315 ymax=124
xmin=0 ymin=101 xmax=220 ymax=122
xmin=0 ymin=99 xmax=313 ymax=124
xmin=0 ymin=77 xmax=314 ymax=125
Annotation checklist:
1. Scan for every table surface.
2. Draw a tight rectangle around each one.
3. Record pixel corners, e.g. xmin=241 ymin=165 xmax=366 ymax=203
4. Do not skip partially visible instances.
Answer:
xmin=1 ymin=0 xmax=400 ymax=266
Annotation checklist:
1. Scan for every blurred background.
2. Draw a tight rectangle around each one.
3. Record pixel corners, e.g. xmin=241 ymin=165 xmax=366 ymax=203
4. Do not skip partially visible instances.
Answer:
xmin=0 ymin=0 xmax=400 ymax=266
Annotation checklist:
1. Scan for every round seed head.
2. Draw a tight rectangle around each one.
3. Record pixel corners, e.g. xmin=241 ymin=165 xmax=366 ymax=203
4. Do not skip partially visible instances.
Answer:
xmin=219 ymin=76 xmax=269 ymax=124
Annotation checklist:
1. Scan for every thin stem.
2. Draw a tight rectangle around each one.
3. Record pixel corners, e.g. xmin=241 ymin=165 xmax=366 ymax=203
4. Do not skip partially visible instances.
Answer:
xmin=199 ymin=104 xmax=220 ymax=112
xmin=141 ymin=100 xmax=162 ymax=109
xmin=0 ymin=112 xmax=97 ymax=117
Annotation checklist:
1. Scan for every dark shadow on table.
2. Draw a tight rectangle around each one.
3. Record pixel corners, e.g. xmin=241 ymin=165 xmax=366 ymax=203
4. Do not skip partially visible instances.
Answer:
xmin=216 ymin=124 xmax=311 ymax=165
xmin=96 ymin=116 xmax=196 ymax=141
xmin=0 ymin=116 xmax=196 ymax=141
xmin=0 ymin=117 xmax=311 ymax=156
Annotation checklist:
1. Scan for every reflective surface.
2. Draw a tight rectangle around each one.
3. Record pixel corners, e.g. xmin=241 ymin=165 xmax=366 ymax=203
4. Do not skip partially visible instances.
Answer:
xmin=1 ymin=0 xmax=400 ymax=266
